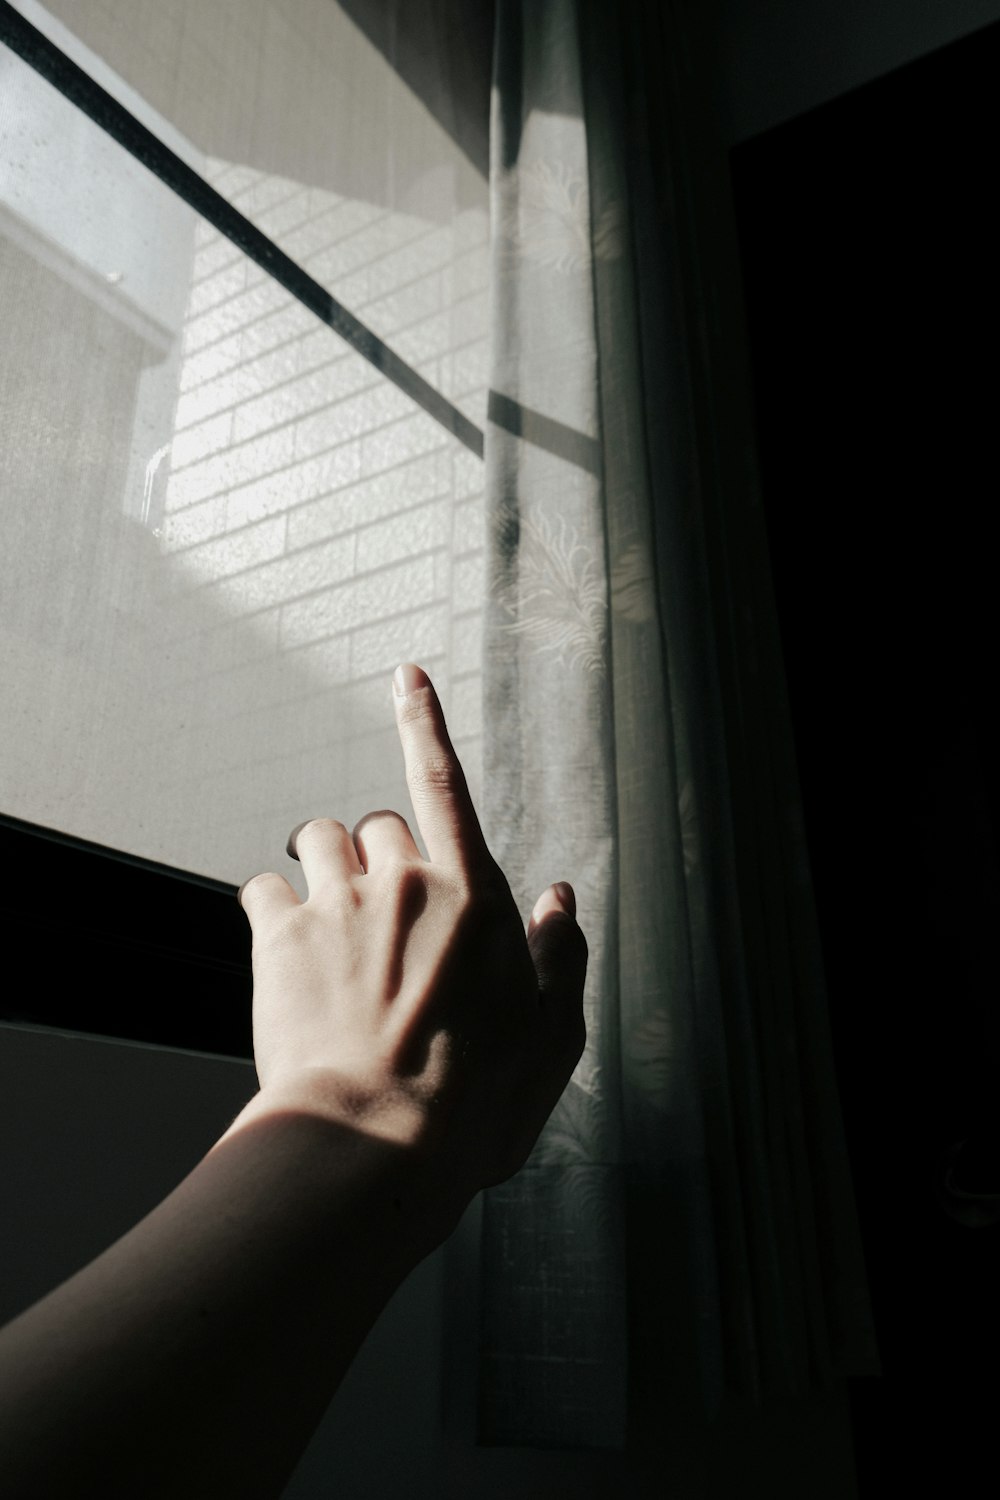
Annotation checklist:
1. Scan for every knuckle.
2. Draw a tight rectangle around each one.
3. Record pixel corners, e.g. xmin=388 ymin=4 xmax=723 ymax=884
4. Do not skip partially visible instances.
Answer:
xmin=407 ymin=754 xmax=464 ymax=798
xmin=423 ymin=863 xmax=488 ymax=927
xmin=423 ymin=860 xmax=469 ymax=908
xmin=292 ymin=817 xmax=349 ymax=857
xmin=306 ymin=816 xmax=347 ymax=838
xmin=354 ymin=807 xmax=406 ymax=838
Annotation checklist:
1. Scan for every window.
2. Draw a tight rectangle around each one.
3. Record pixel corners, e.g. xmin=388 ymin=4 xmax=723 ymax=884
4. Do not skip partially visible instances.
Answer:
xmin=0 ymin=0 xmax=490 ymax=1051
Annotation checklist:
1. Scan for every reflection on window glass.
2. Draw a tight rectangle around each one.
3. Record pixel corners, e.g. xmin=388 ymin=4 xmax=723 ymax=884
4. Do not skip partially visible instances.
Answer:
xmin=0 ymin=2 xmax=487 ymax=886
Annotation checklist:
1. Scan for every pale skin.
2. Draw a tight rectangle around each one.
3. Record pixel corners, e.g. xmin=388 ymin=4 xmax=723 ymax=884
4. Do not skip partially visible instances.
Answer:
xmin=0 ymin=662 xmax=588 ymax=1499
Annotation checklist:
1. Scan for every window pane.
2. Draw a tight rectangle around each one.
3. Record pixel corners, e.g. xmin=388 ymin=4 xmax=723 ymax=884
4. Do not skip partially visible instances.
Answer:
xmin=13 ymin=0 xmax=490 ymax=430
xmin=0 ymin=35 xmax=486 ymax=887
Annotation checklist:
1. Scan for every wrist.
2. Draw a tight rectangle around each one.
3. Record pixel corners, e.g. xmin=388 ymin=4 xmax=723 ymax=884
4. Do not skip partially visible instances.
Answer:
xmin=220 ymin=1074 xmax=470 ymax=1253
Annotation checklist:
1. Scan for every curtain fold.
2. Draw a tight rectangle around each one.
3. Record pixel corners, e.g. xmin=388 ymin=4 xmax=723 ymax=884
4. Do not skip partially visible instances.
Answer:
xmin=478 ymin=0 xmax=880 ymax=1450
xmin=477 ymin=0 xmax=628 ymax=1448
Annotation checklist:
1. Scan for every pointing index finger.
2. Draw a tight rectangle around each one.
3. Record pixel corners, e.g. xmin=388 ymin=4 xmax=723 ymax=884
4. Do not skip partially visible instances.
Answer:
xmin=392 ymin=662 xmax=490 ymax=872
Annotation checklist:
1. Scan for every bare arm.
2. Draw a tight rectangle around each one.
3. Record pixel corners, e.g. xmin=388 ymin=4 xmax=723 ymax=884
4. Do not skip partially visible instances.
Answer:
xmin=0 ymin=663 xmax=586 ymax=1499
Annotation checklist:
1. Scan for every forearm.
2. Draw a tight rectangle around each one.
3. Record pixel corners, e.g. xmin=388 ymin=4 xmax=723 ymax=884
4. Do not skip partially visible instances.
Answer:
xmin=0 ymin=1090 xmax=459 ymax=1500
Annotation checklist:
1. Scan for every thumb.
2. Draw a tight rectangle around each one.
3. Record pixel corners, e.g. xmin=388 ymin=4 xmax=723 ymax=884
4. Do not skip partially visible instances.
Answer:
xmin=527 ymin=882 xmax=588 ymax=1008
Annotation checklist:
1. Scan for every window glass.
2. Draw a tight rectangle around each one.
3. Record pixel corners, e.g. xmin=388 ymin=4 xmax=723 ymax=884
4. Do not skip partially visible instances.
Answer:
xmin=26 ymin=0 xmax=490 ymax=430
xmin=0 ymin=7 xmax=487 ymax=887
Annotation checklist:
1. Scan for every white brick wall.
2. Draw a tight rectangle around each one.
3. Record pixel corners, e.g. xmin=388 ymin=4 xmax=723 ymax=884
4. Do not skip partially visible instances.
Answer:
xmin=154 ymin=159 xmax=489 ymax=876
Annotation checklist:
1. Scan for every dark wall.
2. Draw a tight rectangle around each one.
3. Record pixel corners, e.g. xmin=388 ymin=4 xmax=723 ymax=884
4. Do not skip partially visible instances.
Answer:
xmin=716 ymin=0 xmax=1000 ymax=144
xmin=732 ymin=20 xmax=999 ymax=1492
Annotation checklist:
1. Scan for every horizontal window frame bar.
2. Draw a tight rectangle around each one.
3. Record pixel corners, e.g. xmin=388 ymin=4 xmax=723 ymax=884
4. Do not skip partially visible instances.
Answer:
xmin=0 ymin=812 xmax=253 ymax=1058
xmin=0 ymin=809 xmax=236 ymax=895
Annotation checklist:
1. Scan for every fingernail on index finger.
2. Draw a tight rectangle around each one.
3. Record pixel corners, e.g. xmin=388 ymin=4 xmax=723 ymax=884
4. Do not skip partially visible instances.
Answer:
xmin=393 ymin=662 xmax=429 ymax=697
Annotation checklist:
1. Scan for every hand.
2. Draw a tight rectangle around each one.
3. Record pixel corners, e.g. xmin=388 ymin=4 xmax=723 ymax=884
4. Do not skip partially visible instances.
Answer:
xmin=0 ymin=668 xmax=586 ymax=1500
xmin=237 ymin=662 xmax=587 ymax=1203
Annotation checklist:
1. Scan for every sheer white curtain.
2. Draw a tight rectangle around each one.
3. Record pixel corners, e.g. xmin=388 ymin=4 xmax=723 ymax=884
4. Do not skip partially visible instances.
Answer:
xmin=478 ymin=0 xmax=879 ymax=1449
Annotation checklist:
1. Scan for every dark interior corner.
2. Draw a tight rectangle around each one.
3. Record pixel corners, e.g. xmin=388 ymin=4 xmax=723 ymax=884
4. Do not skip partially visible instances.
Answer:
xmin=731 ymin=18 xmax=999 ymax=1489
